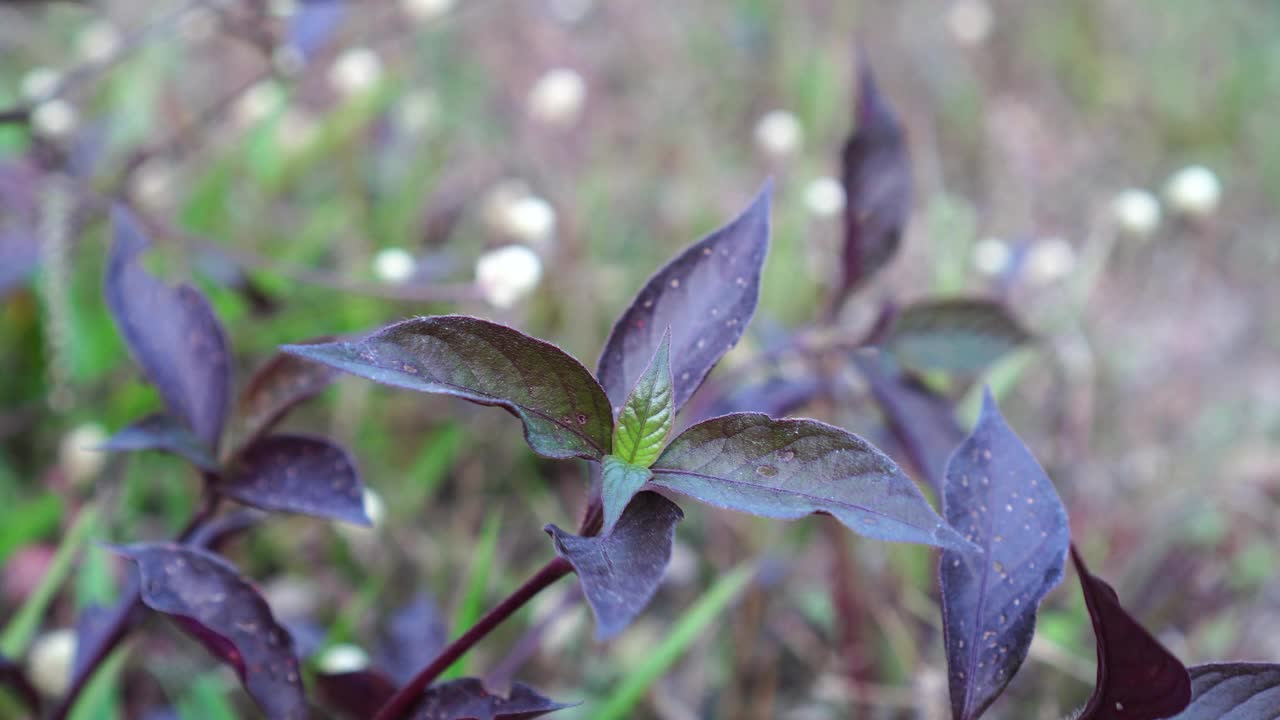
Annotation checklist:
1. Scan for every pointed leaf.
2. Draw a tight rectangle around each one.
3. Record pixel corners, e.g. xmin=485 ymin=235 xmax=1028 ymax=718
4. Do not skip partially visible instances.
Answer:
xmin=232 ymin=340 xmax=338 ymax=450
xmin=220 ymin=434 xmax=369 ymax=525
xmin=651 ymin=413 xmax=971 ymax=550
xmin=597 ymin=184 xmax=771 ymax=415
xmin=600 ymin=456 xmax=654 ymax=535
xmin=316 ymin=670 xmax=397 ymax=719
xmin=101 ymin=414 xmax=220 ymax=472
xmin=115 ymin=543 xmax=306 ymax=720
xmin=283 ymin=316 xmax=613 ymax=460
xmin=1072 ymin=546 xmax=1191 ymax=720
xmin=105 ymin=206 xmax=232 ymax=450
xmin=612 ymin=330 xmax=675 ymax=468
xmin=838 ymin=57 xmax=912 ymax=300
xmin=887 ymin=300 xmax=1031 ymax=376
xmin=408 ymin=678 xmax=573 ymax=720
xmin=939 ymin=391 xmax=1070 ymax=720
xmin=546 ymin=492 xmax=683 ymax=640
xmin=1168 ymin=663 xmax=1280 ymax=719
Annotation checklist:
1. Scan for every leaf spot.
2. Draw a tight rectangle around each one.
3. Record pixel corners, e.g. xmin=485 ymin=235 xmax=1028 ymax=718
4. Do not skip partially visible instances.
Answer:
xmin=756 ymin=464 xmax=778 ymax=477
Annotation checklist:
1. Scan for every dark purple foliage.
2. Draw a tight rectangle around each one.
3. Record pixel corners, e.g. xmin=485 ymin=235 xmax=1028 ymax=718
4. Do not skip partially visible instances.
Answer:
xmin=115 ymin=543 xmax=307 ymax=720
xmin=407 ymin=678 xmax=572 ymax=720
xmin=101 ymin=413 xmax=220 ymax=472
xmin=1072 ymin=546 xmax=1191 ymax=720
xmin=105 ymin=206 xmax=232 ymax=450
xmin=317 ymin=670 xmax=398 ymax=719
xmin=283 ymin=316 xmax=614 ymax=461
xmin=546 ymin=492 xmax=683 ymax=640
xmin=939 ymin=391 xmax=1069 ymax=720
xmin=885 ymin=299 xmax=1031 ymax=376
xmin=700 ymin=374 xmax=822 ymax=421
xmin=233 ymin=341 xmax=339 ymax=449
xmin=0 ymin=654 xmax=40 ymax=715
xmin=596 ymin=183 xmax=771 ymax=415
xmin=380 ymin=593 xmax=448 ymax=685
xmin=651 ymin=413 xmax=971 ymax=550
xmin=220 ymin=434 xmax=369 ymax=525
xmin=71 ymin=603 xmax=117 ymax=680
xmin=837 ymin=57 xmax=911 ymax=303
xmin=1169 ymin=663 xmax=1280 ymax=719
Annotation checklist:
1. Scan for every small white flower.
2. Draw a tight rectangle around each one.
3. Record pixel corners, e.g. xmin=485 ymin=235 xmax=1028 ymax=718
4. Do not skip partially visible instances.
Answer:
xmin=132 ymin=161 xmax=177 ymax=210
xmin=503 ymin=195 xmax=557 ymax=250
xmin=482 ymin=179 xmax=533 ymax=231
xmin=60 ymin=423 xmax=108 ymax=486
xmin=1111 ymin=188 xmax=1161 ymax=237
xmin=361 ymin=487 xmax=386 ymax=528
xmin=754 ymin=110 xmax=803 ymax=159
xmin=316 ymin=644 xmax=370 ymax=674
xmin=21 ymin=67 xmax=61 ymax=102
xmin=1025 ymin=237 xmax=1076 ymax=285
xmin=372 ymin=247 xmax=417 ymax=284
xmin=1164 ymin=165 xmax=1221 ymax=218
xmin=328 ymin=48 xmax=383 ymax=98
xmin=234 ymin=81 xmax=284 ymax=128
xmin=396 ymin=89 xmax=441 ymax=135
xmin=947 ymin=0 xmax=994 ymax=48
xmin=972 ymin=237 xmax=1012 ymax=277
xmin=401 ymin=0 xmax=455 ymax=22
xmin=27 ymin=629 xmax=76 ymax=697
xmin=178 ymin=6 xmax=219 ymax=44
xmin=548 ymin=0 xmax=594 ymax=24
xmin=76 ymin=21 xmax=121 ymax=64
xmin=475 ymin=245 xmax=543 ymax=309
xmin=31 ymin=100 xmax=77 ymax=139
xmin=527 ymin=68 xmax=587 ymax=128
xmin=804 ymin=177 xmax=846 ymax=218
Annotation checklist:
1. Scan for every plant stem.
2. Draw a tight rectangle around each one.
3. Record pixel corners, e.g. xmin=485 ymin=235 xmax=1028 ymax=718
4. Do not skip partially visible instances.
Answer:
xmin=371 ymin=556 xmax=574 ymax=720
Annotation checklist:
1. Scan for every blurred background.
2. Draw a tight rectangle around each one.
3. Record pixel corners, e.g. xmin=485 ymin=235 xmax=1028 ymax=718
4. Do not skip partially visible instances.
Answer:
xmin=1 ymin=0 xmax=1279 ymax=718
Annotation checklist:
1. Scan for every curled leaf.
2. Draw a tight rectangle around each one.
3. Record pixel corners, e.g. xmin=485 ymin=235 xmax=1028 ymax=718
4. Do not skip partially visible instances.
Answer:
xmin=939 ymin=391 xmax=1070 ymax=720
xmin=1169 ymin=663 xmax=1280 ymax=719
xmin=283 ymin=316 xmax=613 ymax=461
xmin=886 ymin=300 xmax=1031 ymax=376
xmin=597 ymin=183 xmax=771 ymax=415
xmin=408 ymin=678 xmax=573 ymax=720
xmin=220 ymin=434 xmax=369 ymax=525
xmin=652 ymin=413 xmax=971 ymax=551
xmin=232 ymin=341 xmax=338 ymax=450
xmin=101 ymin=414 xmax=219 ymax=473
xmin=546 ymin=492 xmax=683 ymax=640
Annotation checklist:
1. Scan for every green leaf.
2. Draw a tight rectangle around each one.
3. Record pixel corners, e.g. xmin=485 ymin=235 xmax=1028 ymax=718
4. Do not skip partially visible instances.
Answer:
xmin=611 ymin=330 xmax=674 ymax=468
xmin=601 ymin=456 xmax=654 ymax=535
xmin=886 ymin=299 xmax=1032 ymax=376
xmin=0 ymin=505 xmax=98 ymax=657
xmin=444 ymin=511 xmax=502 ymax=680
xmin=283 ymin=316 xmax=614 ymax=461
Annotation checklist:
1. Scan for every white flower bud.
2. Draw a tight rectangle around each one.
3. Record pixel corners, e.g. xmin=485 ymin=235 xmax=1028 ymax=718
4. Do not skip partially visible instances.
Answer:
xmin=804 ymin=177 xmax=846 ymax=218
xmin=482 ymin=179 xmax=532 ymax=230
xmin=328 ymin=48 xmax=383 ymax=98
xmin=972 ymin=237 xmax=1012 ymax=277
xmin=401 ymin=0 xmax=455 ymax=22
xmin=947 ymin=0 xmax=994 ymax=48
xmin=1111 ymin=188 xmax=1161 ymax=238
xmin=502 ymin=196 xmax=557 ymax=250
xmin=76 ymin=21 xmax=121 ymax=64
xmin=59 ymin=423 xmax=108 ymax=486
xmin=361 ymin=487 xmax=386 ymax=528
xmin=1163 ymin=165 xmax=1221 ymax=218
xmin=31 ymin=100 xmax=78 ymax=139
xmin=234 ymin=81 xmax=284 ymax=128
xmin=336 ymin=488 xmax=385 ymax=548
xmin=396 ymin=90 xmax=440 ymax=136
xmin=475 ymin=245 xmax=543 ymax=309
xmin=527 ymin=68 xmax=587 ymax=128
xmin=1025 ymin=237 xmax=1076 ymax=286
xmin=372 ymin=247 xmax=416 ymax=285
xmin=21 ymin=67 xmax=61 ymax=102
xmin=316 ymin=643 xmax=370 ymax=674
xmin=131 ymin=161 xmax=177 ymax=211
xmin=754 ymin=110 xmax=803 ymax=159
xmin=27 ymin=629 xmax=76 ymax=697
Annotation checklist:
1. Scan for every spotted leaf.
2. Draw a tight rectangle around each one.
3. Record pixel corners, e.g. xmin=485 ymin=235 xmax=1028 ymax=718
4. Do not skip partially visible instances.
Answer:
xmin=408 ymin=678 xmax=573 ymax=720
xmin=220 ymin=434 xmax=369 ymax=525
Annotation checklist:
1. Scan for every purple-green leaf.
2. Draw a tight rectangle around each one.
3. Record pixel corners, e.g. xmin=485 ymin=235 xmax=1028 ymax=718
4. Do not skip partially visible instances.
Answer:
xmin=612 ymin=330 xmax=674 ymax=468
xmin=837 ymin=57 xmax=911 ymax=302
xmin=939 ymin=391 xmax=1070 ymax=720
xmin=105 ymin=206 xmax=232 ymax=450
xmin=546 ymin=492 xmax=683 ymax=640
xmin=1168 ymin=664 xmax=1280 ymax=719
xmin=599 ymin=456 xmax=654 ymax=536
xmin=101 ymin=414 xmax=220 ymax=473
xmin=597 ymin=183 xmax=770 ymax=415
xmin=651 ymin=413 xmax=971 ymax=550
xmin=283 ymin=316 xmax=613 ymax=461
xmin=407 ymin=678 xmax=573 ymax=720
xmin=220 ymin=434 xmax=369 ymax=525
xmin=886 ymin=300 xmax=1031 ymax=376
xmin=232 ymin=340 xmax=338 ymax=451
xmin=1072 ymin=546 xmax=1191 ymax=720
xmin=115 ymin=543 xmax=306 ymax=720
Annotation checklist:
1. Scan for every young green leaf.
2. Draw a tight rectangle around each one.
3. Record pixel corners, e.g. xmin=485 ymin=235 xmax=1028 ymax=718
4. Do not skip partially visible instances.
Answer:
xmin=886 ymin=299 xmax=1031 ymax=376
xmin=1169 ymin=664 xmax=1280 ymax=719
xmin=597 ymin=183 xmax=771 ymax=415
xmin=651 ymin=413 xmax=972 ymax=551
xmin=600 ymin=456 xmax=654 ymax=535
xmin=612 ymin=330 xmax=675 ymax=468
xmin=407 ymin=679 xmax=572 ymax=720
xmin=101 ymin=414 xmax=220 ymax=473
xmin=939 ymin=390 xmax=1070 ymax=720
xmin=220 ymin=434 xmax=369 ymax=525
xmin=283 ymin=316 xmax=613 ymax=461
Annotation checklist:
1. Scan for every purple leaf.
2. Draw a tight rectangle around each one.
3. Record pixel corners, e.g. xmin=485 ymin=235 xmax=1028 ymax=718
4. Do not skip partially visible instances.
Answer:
xmin=597 ymin=183 xmax=771 ymax=415
xmin=1072 ymin=546 xmax=1191 ymax=720
xmin=886 ymin=300 xmax=1031 ymax=376
xmin=71 ymin=604 xmax=116 ymax=681
xmin=698 ymin=374 xmax=822 ymax=422
xmin=283 ymin=316 xmax=613 ymax=461
xmin=546 ymin=492 xmax=683 ymax=640
xmin=1168 ymin=663 xmax=1280 ymax=719
xmin=101 ymin=413 xmax=220 ymax=472
xmin=837 ymin=57 xmax=911 ymax=301
xmin=233 ymin=341 xmax=339 ymax=450
xmin=379 ymin=593 xmax=448 ymax=685
xmin=317 ymin=670 xmax=397 ymax=719
xmin=114 ymin=543 xmax=306 ymax=720
xmin=105 ymin=206 xmax=232 ymax=450
xmin=939 ymin=390 xmax=1070 ymax=720
xmin=408 ymin=678 xmax=572 ymax=720
xmin=220 ymin=434 xmax=368 ymax=524
xmin=651 ymin=413 xmax=972 ymax=551
xmin=0 ymin=653 xmax=40 ymax=715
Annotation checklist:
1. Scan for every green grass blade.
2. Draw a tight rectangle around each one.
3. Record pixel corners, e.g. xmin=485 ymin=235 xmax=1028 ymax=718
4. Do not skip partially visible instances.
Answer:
xmin=0 ymin=504 xmax=98 ymax=657
xmin=67 ymin=647 xmax=127 ymax=720
xmin=0 ymin=492 xmax=64 ymax=565
xmin=175 ymin=674 xmax=239 ymax=720
xmin=442 ymin=510 xmax=502 ymax=680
